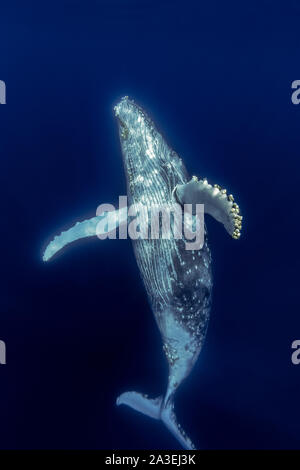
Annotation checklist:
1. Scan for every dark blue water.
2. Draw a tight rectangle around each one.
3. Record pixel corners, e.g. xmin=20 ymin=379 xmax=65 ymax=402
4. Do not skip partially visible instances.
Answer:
xmin=0 ymin=0 xmax=300 ymax=449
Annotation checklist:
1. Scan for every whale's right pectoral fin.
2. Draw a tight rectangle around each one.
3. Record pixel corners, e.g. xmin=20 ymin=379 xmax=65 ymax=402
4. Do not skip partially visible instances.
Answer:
xmin=175 ymin=176 xmax=243 ymax=240
xmin=43 ymin=207 xmax=128 ymax=262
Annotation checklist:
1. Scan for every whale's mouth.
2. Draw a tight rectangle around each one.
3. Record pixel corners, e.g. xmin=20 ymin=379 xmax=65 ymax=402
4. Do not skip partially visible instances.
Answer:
xmin=116 ymin=115 xmax=129 ymax=140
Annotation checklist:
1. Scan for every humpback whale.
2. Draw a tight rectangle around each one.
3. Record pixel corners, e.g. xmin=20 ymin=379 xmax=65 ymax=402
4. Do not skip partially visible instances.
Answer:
xmin=43 ymin=97 xmax=243 ymax=449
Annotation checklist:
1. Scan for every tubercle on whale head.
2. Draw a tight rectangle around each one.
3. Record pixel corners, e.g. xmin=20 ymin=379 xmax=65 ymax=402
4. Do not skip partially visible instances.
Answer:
xmin=113 ymin=96 xmax=189 ymax=202
xmin=114 ymin=96 xmax=152 ymax=142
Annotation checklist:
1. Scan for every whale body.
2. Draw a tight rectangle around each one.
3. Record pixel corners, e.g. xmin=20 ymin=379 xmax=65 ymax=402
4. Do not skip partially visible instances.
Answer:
xmin=43 ymin=97 xmax=243 ymax=449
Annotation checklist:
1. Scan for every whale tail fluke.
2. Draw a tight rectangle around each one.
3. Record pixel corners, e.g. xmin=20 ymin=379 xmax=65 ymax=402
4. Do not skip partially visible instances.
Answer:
xmin=160 ymin=396 xmax=196 ymax=450
xmin=116 ymin=391 xmax=162 ymax=420
xmin=116 ymin=391 xmax=196 ymax=450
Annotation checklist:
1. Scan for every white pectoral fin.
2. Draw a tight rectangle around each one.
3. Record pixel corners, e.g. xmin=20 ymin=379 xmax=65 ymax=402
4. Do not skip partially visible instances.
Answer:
xmin=43 ymin=207 xmax=128 ymax=262
xmin=175 ymin=176 xmax=243 ymax=239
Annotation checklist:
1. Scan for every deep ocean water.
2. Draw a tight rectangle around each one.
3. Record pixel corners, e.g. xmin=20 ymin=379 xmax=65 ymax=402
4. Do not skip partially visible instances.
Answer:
xmin=0 ymin=0 xmax=300 ymax=449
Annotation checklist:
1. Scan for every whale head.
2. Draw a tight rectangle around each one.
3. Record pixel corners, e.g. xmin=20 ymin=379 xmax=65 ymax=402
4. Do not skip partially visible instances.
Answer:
xmin=114 ymin=96 xmax=189 ymax=205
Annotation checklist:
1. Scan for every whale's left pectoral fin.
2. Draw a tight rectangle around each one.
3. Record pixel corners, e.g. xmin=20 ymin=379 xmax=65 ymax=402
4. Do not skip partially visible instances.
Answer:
xmin=43 ymin=207 xmax=127 ymax=262
xmin=175 ymin=176 xmax=243 ymax=239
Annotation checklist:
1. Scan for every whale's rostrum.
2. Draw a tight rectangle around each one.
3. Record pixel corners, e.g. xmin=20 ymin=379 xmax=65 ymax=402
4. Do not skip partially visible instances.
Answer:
xmin=42 ymin=96 xmax=243 ymax=449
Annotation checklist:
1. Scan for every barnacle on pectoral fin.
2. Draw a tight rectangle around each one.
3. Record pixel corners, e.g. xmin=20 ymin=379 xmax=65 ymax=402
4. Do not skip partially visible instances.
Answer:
xmin=175 ymin=177 xmax=243 ymax=239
